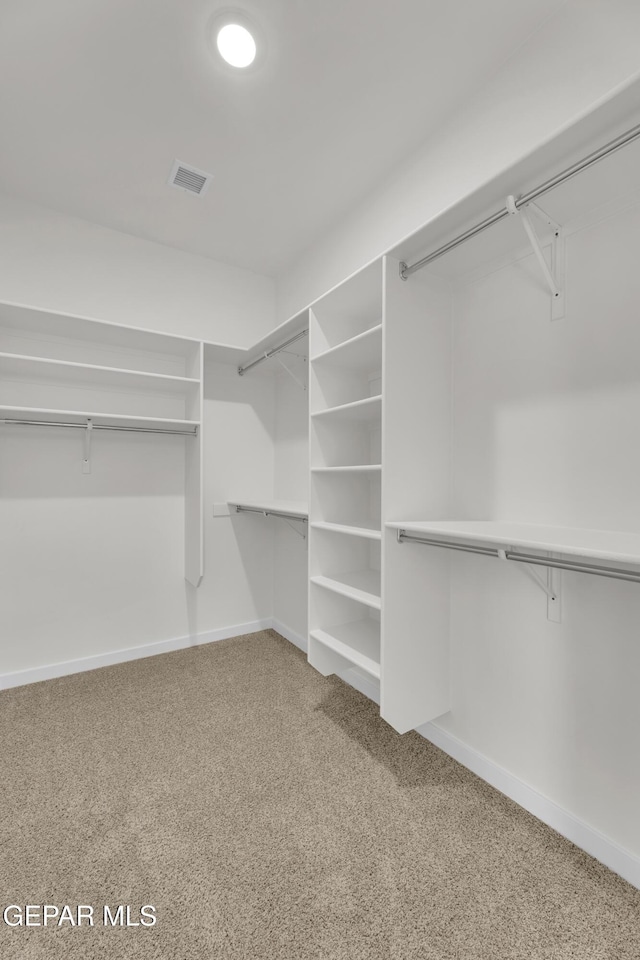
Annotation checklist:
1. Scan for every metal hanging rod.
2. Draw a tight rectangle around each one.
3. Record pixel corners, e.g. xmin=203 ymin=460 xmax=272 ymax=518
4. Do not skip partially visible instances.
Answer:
xmin=400 ymin=119 xmax=640 ymax=279
xmin=237 ymin=328 xmax=308 ymax=377
xmin=2 ymin=418 xmax=198 ymax=437
xmin=233 ymin=505 xmax=308 ymax=523
xmin=396 ymin=530 xmax=640 ymax=585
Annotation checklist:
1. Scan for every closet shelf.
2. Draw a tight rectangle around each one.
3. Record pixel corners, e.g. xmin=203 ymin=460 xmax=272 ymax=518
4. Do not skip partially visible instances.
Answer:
xmin=0 ymin=300 xmax=202 ymax=358
xmin=310 ymin=621 xmax=381 ymax=679
xmin=229 ymin=500 xmax=308 ymax=520
xmin=311 ymin=464 xmax=381 ymax=474
xmin=311 ymin=395 xmax=382 ymax=422
xmin=0 ymin=405 xmax=200 ymax=433
xmin=311 ymin=571 xmax=381 ymax=610
xmin=311 ymin=521 xmax=381 ymax=541
xmin=311 ymin=324 xmax=382 ymax=369
xmin=0 ymin=353 xmax=200 ymax=394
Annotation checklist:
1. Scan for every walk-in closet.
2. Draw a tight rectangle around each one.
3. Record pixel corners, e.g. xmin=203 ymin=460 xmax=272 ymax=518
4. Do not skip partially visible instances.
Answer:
xmin=3 ymin=2 xmax=640 ymax=957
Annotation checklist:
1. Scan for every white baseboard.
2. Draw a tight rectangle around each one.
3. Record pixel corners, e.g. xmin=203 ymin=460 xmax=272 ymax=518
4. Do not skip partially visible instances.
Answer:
xmin=271 ymin=619 xmax=307 ymax=653
xmin=337 ymin=667 xmax=380 ymax=704
xmin=0 ymin=619 xmax=272 ymax=691
xmin=271 ymin=629 xmax=640 ymax=891
xmin=417 ymin=719 xmax=640 ymax=891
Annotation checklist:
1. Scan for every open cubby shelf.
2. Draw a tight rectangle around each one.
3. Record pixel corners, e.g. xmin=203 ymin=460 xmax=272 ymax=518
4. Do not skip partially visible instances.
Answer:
xmin=310 ymin=395 xmax=382 ymax=421
xmin=310 ymin=521 xmax=381 ymax=540
xmin=311 ymin=464 xmax=381 ymax=474
xmin=311 ymin=571 xmax=381 ymax=609
xmin=310 ymin=620 xmax=381 ymax=680
xmin=311 ymin=323 xmax=382 ymax=369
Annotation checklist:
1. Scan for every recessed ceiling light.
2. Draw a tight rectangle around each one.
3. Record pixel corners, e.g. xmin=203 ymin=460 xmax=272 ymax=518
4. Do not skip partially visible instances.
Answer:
xmin=216 ymin=23 xmax=257 ymax=68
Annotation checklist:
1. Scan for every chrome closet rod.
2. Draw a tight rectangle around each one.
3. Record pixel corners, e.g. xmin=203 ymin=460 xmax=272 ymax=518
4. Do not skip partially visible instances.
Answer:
xmin=237 ymin=328 xmax=308 ymax=377
xmin=234 ymin=505 xmax=308 ymax=522
xmin=396 ymin=531 xmax=640 ymax=585
xmin=400 ymin=119 xmax=640 ymax=279
xmin=2 ymin=418 xmax=198 ymax=436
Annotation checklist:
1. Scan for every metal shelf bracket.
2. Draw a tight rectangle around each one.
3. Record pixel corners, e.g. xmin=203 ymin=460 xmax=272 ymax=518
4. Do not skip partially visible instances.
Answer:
xmin=497 ymin=547 xmax=561 ymax=621
xmin=82 ymin=418 xmax=93 ymax=474
xmin=507 ymin=195 xmax=565 ymax=320
xmin=275 ymin=352 xmax=307 ymax=392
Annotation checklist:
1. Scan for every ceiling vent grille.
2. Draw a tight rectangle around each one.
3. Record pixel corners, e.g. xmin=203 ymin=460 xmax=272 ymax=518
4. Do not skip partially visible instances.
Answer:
xmin=168 ymin=160 xmax=213 ymax=196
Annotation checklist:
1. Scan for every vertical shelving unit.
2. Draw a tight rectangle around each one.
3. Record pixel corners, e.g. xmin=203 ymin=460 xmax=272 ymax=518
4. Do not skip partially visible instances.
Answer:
xmin=308 ymin=262 xmax=383 ymax=684
xmin=306 ymin=257 xmax=453 ymax=733
xmin=0 ymin=301 xmax=204 ymax=586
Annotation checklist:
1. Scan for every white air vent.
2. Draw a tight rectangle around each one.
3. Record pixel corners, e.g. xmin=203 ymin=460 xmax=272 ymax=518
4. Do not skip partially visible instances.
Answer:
xmin=168 ymin=160 xmax=213 ymax=196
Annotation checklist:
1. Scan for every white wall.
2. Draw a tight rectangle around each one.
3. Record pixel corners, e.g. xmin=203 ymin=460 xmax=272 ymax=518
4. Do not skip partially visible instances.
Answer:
xmin=0 ymin=193 xmax=275 ymax=344
xmin=0 ymin=363 xmax=279 ymax=677
xmin=433 ymin=199 xmax=640 ymax=857
xmin=277 ymin=0 xmax=640 ymax=322
xmin=0 ymin=203 xmax=279 ymax=677
xmin=272 ymin=366 xmax=309 ymax=641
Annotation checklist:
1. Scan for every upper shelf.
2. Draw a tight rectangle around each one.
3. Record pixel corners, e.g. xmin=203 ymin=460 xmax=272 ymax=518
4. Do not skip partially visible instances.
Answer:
xmin=312 ymin=324 xmax=382 ymax=369
xmin=386 ymin=520 xmax=640 ymax=566
xmin=0 ymin=300 xmax=203 ymax=358
xmin=0 ymin=298 xmax=308 ymax=375
xmin=0 ymin=353 xmax=199 ymax=395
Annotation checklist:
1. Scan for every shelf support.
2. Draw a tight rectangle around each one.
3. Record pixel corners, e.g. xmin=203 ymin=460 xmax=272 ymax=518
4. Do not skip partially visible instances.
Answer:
xmin=281 ymin=516 xmax=307 ymax=540
xmin=497 ymin=548 xmax=561 ymax=621
xmin=507 ymin=195 xmax=565 ymax=320
xmin=82 ymin=418 xmax=93 ymax=475
xmin=274 ymin=353 xmax=307 ymax=392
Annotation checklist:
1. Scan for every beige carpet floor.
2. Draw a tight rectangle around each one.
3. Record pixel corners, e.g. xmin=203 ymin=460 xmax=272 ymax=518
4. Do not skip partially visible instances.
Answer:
xmin=1 ymin=629 xmax=639 ymax=960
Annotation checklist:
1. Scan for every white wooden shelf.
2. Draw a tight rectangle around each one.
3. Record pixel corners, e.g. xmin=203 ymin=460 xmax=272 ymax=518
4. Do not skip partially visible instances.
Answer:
xmin=311 ymin=464 xmax=381 ymax=474
xmin=311 ymin=520 xmax=381 ymax=540
xmin=0 ymin=300 xmax=202 ymax=356
xmin=228 ymin=500 xmax=308 ymax=520
xmin=311 ymin=571 xmax=381 ymax=610
xmin=0 ymin=405 xmax=199 ymax=433
xmin=310 ymin=620 xmax=381 ymax=679
xmin=386 ymin=520 xmax=640 ymax=566
xmin=312 ymin=324 xmax=382 ymax=369
xmin=0 ymin=353 xmax=200 ymax=394
xmin=311 ymin=395 xmax=382 ymax=422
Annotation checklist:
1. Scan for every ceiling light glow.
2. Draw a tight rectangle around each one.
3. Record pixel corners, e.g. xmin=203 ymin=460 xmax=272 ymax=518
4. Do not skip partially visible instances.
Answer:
xmin=216 ymin=23 xmax=257 ymax=68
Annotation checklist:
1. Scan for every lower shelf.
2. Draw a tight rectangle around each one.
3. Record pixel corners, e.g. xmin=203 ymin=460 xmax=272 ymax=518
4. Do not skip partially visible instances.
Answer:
xmin=310 ymin=620 xmax=381 ymax=680
xmin=310 ymin=570 xmax=381 ymax=609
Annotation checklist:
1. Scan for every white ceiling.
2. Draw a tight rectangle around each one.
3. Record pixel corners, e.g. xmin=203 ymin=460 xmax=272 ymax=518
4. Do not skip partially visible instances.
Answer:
xmin=0 ymin=0 xmax=566 ymax=277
